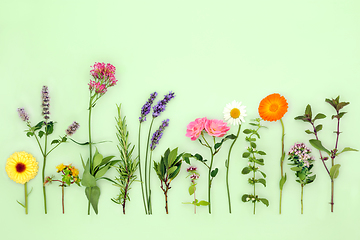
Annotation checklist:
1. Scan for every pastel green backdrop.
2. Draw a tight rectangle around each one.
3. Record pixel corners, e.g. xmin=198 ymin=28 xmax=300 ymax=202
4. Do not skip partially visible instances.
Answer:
xmin=1 ymin=0 xmax=359 ymax=239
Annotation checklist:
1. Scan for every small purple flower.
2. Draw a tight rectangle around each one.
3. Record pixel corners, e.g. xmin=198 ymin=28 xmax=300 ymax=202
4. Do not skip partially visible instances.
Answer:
xmin=190 ymin=173 xmax=199 ymax=180
xmin=66 ymin=121 xmax=80 ymax=136
xmin=152 ymin=91 xmax=175 ymax=118
xmin=150 ymin=119 xmax=169 ymax=150
xmin=187 ymin=166 xmax=197 ymax=172
xmin=42 ymin=86 xmax=50 ymax=120
xmin=139 ymin=92 xmax=157 ymax=123
xmin=17 ymin=108 xmax=29 ymax=121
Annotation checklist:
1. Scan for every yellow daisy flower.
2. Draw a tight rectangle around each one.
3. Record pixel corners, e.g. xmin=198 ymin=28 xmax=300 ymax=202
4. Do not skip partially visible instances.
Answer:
xmin=6 ymin=151 xmax=39 ymax=184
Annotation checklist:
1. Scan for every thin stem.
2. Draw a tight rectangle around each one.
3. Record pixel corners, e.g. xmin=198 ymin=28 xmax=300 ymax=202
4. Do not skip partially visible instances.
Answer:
xmin=46 ymin=138 xmax=65 ymax=156
xmin=208 ymin=146 xmax=214 ymax=214
xmin=144 ymin=118 xmax=154 ymax=214
xmin=62 ymin=185 xmax=65 ymax=214
xmin=301 ymin=184 xmax=304 ymax=214
xmin=226 ymin=125 xmax=241 ymax=214
xmin=148 ymin=151 xmax=153 ymax=214
xmin=279 ymin=118 xmax=285 ymax=214
xmin=25 ymin=182 xmax=28 ymax=215
xmin=311 ymin=122 xmax=330 ymax=175
xmin=42 ymin=155 xmax=47 ymax=214
xmin=87 ymin=96 xmax=93 ymax=215
xmin=253 ymin=161 xmax=256 ymax=215
xmin=194 ymin=184 xmax=197 ymax=214
xmin=330 ymin=117 xmax=341 ymax=212
xmin=137 ymin=123 xmax=148 ymax=214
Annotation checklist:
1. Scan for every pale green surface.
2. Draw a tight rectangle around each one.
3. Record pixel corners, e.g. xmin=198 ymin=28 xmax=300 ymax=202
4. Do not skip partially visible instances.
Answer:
xmin=1 ymin=0 xmax=360 ymax=239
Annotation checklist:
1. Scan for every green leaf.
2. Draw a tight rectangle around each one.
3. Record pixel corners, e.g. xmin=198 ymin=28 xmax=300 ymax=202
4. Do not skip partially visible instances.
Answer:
xmin=305 ymin=130 xmax=313 ymax=134
xmin=93 ymin=152 xmax=103 ymax=169
xmin=337 ymin=147 xmax=359 ymax=155
xmin=225 ymin=134 xmax=237 ymax=140
xmin=241 ymin=194 xmax=249 ymax=202
xmin=294 ymin=116 xmax=305 ymax=121
xmin=81 ymin=170 xmax=96 ymax=187
xmin=210 ymin=168 xmax=218 ymax=178
xmin=168 ymin=166 xmax=177 ymax=176
xmin=250 ymin=142 xmax=257 ymax=149
xmin=51 ymin=139 xmax=60 ymax=145
xmin=34 ymin=121 xmax=45 ymax=131
xmin=26 ymin=132 xmax=34 ymax=137
xmin=279 ymin=173 xmax=287 ymax=190
xmin=194 ymin=154 xmax=203 ymax=161
xmin=45 ymin=121 xmax=54 ymax=135
xmin=243 ymin=129 xmax=251 ymax=134
xmin=100 ymin=155 xmax=115 ymax=166
xmin=189 ymin=185 xmax=195 ymax=195
xmin=291 ymin=167 xmax=302 ymax=171
xmin=198 ymin=200 xmax=209 ymax=206
xmin=242 ymin=152 xmax=250 ymax=158
xmin=309 ymin=139 xmax=330 ymax=155
xmin=313 ymin=113 xmax=326 ymax=121
xmin=241 ymin=167 xmax=251 ymax=174
xmin=305 ymin=104 xmax=312 ymax=119
xmin=257 ymin=151 xmax=266 ymax=155
xmin=38 ymin=131 xmax=45 ymax=138
xmin=214 ymin=142 xmax=222 ymax=150
xmin=85 ymin=186 xmax=100 ymax=214
xmin=95 ymin=165 xmax=110 ymax=179
xmin=259 ymin=171 xmax=266 ymax=178
xmin=330 ymin=164 xmax=341 ymax=179
xmin=298 ymin=172 xmax=306 ymax=181
xmin=315 ymin=124 xmax=323 ymax=132
xmin=259 ymin=198 xmax=269 ymax=207
xmin=168 ymin=148 xmax=178 ymax=166
xmin=258 ymin=178 xmax=266 ymax=187
xmin=169 ymin=164 xmax=181 ymax=179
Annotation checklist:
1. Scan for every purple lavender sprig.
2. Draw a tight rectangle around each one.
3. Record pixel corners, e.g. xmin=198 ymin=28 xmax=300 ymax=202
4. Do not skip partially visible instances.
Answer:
xmin=66 ymin=121 xmax=80 ymax=136
xmin=152 ymin=91 xmax=175 ymax=118
xmin=17 ymin=108 xmax=30 ymax=122
xmin=42 ymin=86 xmax=50 ymax=120
xmin=139 ymin=92 xmax=157 ymax=123
xmin=150 ymin=119 xmax=169 ymax=150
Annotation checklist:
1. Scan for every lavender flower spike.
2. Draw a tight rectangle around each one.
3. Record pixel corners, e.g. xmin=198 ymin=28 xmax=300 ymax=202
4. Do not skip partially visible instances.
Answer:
xmin=41 ymin=86 xmax=50 ymax=120
xmin=152 ymin=91 xmax=175 ymax=118
xmin=66 ymin=121 xmax=80 ymax=136
xmin=139 ymin=92 xmax=158 ymax=123
xmin=17 ymin=108 xmax=29 ymax=121
xmin=150 ymin=119 xmax=169 ymax=150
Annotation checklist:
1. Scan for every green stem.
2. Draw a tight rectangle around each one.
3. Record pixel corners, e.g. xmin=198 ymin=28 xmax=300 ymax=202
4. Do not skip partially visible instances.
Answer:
xmin=144 ymin=118 xmax=154 ymax=215
xmin=279 ymin=118 xmax=285 ymax=214
xmin=226 ymin=125 xmax=241 ymax=214
xmin=301 ymin=184 xmax=304 ymax=214
xmin=253 ymin=161 xmax=256 ymax=215
xmin=42 ymin=131 xmax=48 ymax=214
xmin=137 ymin=123 xmax=148 ymax=214
xmin=25 ymin=182 xmax=28 ymax=215
xmin=62 ymin=185 xmax=65 ymax=214
xmin=88 ymin=96 xmax=93 ymax=215
xmin=148 ymin=151 xmax=153 ymax=214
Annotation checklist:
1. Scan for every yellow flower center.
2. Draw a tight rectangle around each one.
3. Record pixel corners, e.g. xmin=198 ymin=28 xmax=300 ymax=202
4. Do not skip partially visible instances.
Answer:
xmin=269 ymin=103 xmax=279 ymax=112
xmin=230 ymin=108 xmax=241 ymax=118
xmin=15 ymin=162 xmax=26 ymax=173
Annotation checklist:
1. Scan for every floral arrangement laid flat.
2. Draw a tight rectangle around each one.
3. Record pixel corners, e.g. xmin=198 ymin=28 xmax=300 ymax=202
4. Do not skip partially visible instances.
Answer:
xmin=7 ymin=62 xmax=359 ymax=216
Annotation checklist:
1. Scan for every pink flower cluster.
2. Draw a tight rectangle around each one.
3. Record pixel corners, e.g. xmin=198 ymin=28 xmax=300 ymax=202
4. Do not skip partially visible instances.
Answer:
xmin=88 ymin=62 xmax=118 ymax=94
xmin=186 ymin=117 xmax=230 ymax=141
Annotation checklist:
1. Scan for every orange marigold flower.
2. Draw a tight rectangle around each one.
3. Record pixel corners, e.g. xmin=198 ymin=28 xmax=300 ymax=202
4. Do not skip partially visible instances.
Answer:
xmin=258 ymin=93 xmax=288 ymax=122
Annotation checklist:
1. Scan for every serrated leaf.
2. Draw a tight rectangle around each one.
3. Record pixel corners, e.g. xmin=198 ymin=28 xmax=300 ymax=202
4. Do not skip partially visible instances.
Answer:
xmin=241 ymin=167 xmax=251 ymax=174
xmin=259 ymin=198 xmax=269 ymax=207
xmin=210 ymin=168 xmax=218 ymax=178
xmin=330 ymin=164 xmax=341 ymax=179
xmin=309 ymin=139 xmax=330 ymax=155
xmin=45 ymin=121 xmax=54 ymax=135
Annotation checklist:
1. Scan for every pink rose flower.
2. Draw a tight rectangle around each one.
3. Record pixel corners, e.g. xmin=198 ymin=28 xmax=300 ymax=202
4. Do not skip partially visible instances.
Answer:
xmin=186 ymin=117 xmax=207 ymax=141
xmin=205 ymin=119 xmax=230 ymax=137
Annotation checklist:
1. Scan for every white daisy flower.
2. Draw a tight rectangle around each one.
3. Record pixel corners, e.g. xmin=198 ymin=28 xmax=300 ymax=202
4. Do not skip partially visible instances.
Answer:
xmin=223 ymin=100 xmax=247 ymax=125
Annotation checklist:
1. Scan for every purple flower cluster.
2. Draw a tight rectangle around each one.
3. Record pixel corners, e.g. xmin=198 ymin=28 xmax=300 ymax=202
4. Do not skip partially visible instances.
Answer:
xmin=17 ymin=108 xmax=29 ymax=122
xmin=186 ymin=166 xmax=197 ymax=172
xmin=150 ymin=119 xmax=169 ymax=150
xmin=152 ymin=91 xmax=175 ymax=118
xmin=66 ymin=121 xmax=80 ymax=136
xmin=42 ymin=86 xmax=50 ymax=120
xmin=288 ymin=142 xmax=314 ymax=168
xmin=139 ymin=92 xmax=157 ymax=123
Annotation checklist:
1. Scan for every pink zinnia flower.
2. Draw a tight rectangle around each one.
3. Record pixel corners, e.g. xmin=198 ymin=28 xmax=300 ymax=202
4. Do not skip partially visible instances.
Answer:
xmin=186 ymin=117 xmax=207 ymax=141
xmin=205 ymin=119 xmax=230 ymax=137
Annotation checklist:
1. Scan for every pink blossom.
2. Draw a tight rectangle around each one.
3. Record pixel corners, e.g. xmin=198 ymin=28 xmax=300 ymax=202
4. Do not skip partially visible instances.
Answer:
xmin=205 ymin=119 xmax=230 ymax=137
xmin=89 ymin=62 xmax=118 ymax=94
xmin=187 ymin=166 xmax=197 ymax=172
xmin=186 ymin=117 xmax=207 ymax=141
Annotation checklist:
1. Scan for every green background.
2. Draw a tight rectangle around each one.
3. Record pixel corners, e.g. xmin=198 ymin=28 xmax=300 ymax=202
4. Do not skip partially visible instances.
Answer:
xmin=1 ymin=0 xmax=359 ymax=239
